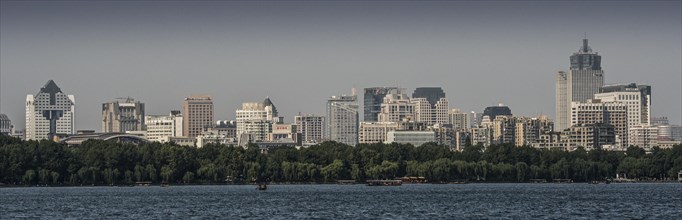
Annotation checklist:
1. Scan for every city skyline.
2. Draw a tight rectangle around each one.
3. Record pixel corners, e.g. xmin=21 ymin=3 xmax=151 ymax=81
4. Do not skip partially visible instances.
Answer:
xmin=1 ymin=1 xmax=681 ymax=130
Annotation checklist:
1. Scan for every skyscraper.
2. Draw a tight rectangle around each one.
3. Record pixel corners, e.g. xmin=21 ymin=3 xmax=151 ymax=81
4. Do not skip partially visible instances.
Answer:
xmin=556 ymin=38 xmax=605 ymax=131
xmin=363 ymin=87 xmax=403 ymax=122
xmin=102 ymin=97 xmax=145 ymax=133
xmin=326 ymin=88 xmax=359 ymax=146
xmin=25 ymin=80 xmax=75 ymax=140
xmin=411 ymin=87 xmax=449 ymax=125
xmin=182 ymin=95 xmax=213 ymax=137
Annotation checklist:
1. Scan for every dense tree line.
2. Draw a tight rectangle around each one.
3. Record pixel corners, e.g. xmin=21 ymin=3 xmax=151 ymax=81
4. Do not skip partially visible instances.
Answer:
xmin=1 ymin=134 xmax=681 ymax=186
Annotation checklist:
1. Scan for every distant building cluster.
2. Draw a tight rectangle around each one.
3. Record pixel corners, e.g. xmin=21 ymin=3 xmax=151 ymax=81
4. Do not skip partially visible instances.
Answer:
xmin=1 ymin=38 xmax=680 ymax=152
xmin=551 ymin=38 xmax=674 ymax=151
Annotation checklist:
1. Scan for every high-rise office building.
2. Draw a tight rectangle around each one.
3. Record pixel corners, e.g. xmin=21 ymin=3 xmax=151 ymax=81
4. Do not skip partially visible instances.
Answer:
xmin=364 ymin=87 xmax=404 ymax=122
xmin=556 ymin=38 xmax=605 ymax=131
xmin=570 ymin=99 xmax=628 ymax=148
xmin=294 ymin=114 xmax=326 ymax=145
xmin=411 ymin=87 xmax=449 ymax=125
xmin=594 ymin=90 xmax=646 ymax=129
xmin=326 ymin=88 xmax=359 ymax=146
xmin=25 ymin=80 xmax=75 ymax=140
xmin=102 ymin=97 xmax=145 ymax=133
xmin=182 ymin=95 xmax=213 ymax=137
xmin=599 ymin=83 xmax=651 ymax=125
xmin=144 ymin=111 xmax=183 ymax=142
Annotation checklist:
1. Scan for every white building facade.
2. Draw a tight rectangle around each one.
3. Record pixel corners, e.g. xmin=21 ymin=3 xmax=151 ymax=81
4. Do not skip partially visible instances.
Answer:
xmin=359 ymin=122 xmax=399 ymax=144
xmin=236 ymin=98 xmax=279 ymax=143
xmin=628 ymin=125 xmax=658 ymax=150
xmin=594 ymin=91 xmax=646 ymax=128
xmin=412 ymin=97 xmax=449 ymax=126
xmin=144 ymin=111 xmax=183 ymax=142
xmin=377 ymin=90 xmax=415 ymax=123
xmin=570 ymin=100 xmax=628 ymax=148
xmin=385 ymin=130 xmax=436 ymax=147
xmin=25 ymin=80 xmax=75 ymax=140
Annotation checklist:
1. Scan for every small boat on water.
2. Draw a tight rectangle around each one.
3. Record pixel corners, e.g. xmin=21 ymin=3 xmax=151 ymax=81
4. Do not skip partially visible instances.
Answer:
xmin=337 ymin=180 xmax=357 ymax=185
xmin=366 ymin=180 xmax=402 ymax=186
xmin=256 ymin=183 xmax=267 ymax=190
xmin=134 ymin=181 xmax=152 ymax=187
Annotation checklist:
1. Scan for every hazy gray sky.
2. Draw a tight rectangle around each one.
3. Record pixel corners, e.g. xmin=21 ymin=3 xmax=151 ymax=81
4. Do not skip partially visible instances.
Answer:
xmin=1 ymin=1 xmax=681 ymax=130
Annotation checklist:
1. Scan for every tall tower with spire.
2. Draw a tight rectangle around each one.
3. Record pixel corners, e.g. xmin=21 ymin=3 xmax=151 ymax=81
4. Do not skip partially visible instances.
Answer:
xmin=570 ymin=38 xmax=602 ymax=71
xmin=555 ymin=38 xmax=605 ymax=131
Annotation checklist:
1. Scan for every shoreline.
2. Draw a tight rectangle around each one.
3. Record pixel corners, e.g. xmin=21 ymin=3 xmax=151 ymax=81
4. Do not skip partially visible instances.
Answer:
xmin=2 ymin=181 xmax=680 ymax=188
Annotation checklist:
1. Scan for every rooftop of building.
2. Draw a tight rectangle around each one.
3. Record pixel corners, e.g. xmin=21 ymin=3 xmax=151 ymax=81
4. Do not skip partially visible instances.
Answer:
xmin=184 ymin=95 xmax=212 ymax=101
xmin=39 ymin=80 xmax=63 ymax=95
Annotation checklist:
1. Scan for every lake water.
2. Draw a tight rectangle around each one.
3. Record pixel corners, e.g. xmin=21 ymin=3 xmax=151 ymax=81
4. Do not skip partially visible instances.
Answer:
xmin=1 ymin=183 xmax=681 ymax=219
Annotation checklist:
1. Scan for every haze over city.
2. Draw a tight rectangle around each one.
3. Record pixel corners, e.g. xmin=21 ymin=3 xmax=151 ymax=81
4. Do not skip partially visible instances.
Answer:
xmin=1 ymin=1 xmax=680 ymax=130
xmin=2 ymin=2 xmax=682 ymax=219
